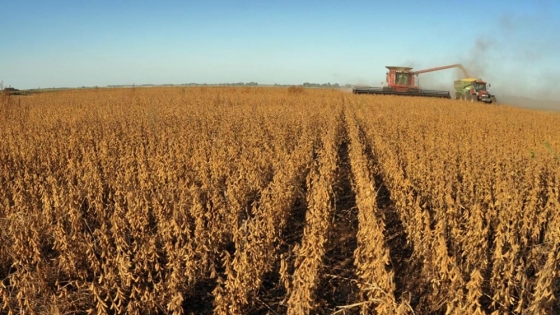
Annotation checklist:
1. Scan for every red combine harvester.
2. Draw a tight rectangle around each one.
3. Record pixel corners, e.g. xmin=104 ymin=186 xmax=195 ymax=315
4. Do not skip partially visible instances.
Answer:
xmin=353 ymin=64 xmax=467 ymax=99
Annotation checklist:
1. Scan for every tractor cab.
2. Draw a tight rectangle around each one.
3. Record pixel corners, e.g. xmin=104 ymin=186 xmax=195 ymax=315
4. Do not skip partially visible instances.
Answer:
xmin=473 ymin=81 xmax=488 ymax=92
xmin=471 ymin=79 xmax=491 ymax=99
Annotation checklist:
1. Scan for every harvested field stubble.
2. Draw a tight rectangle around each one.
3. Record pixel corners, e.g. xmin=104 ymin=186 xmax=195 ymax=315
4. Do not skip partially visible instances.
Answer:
xmin=0 ymin=87 xmax=559 ymax=314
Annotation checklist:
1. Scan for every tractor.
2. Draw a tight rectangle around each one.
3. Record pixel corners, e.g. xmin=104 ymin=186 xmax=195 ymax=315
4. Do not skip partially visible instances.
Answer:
xmin=454 ymin=78 xmax=497 ymax=103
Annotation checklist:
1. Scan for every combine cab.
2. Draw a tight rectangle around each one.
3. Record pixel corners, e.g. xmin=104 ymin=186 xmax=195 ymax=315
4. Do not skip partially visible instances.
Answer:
xmin=352 ymin=64 xmax=468 ymax=99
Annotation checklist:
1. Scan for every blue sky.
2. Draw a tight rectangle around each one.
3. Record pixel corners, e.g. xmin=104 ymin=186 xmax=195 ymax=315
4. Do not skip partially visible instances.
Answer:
xmin=1 ymin=0 xmax=560 ymax=99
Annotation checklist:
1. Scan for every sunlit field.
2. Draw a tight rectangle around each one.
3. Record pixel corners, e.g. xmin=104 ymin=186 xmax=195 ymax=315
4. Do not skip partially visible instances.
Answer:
xmin=1 ymin=87 xmax=559 ymax=314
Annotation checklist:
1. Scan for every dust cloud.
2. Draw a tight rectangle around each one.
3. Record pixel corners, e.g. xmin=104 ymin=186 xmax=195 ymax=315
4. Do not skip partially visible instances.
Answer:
xmin=460 ymin=38 xmax=493 ymax=79
xmin=457 ymin=5 xmax=560 ymax=109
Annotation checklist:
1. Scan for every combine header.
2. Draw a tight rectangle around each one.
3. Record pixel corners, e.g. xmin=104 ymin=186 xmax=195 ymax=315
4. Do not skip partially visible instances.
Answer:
xmin=353 ymin=64 xmax=468 ymax=99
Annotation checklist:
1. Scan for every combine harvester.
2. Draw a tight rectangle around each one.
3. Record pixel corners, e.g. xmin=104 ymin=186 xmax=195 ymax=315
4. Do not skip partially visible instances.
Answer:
xmin=353 ymin=64 xmax=468 ymax=99
xmin=454 ymin=78 xmax=497 ymax=103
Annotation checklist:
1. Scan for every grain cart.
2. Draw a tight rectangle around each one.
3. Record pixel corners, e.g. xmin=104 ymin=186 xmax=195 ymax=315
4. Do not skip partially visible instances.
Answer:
xmin=352 ymin=64 xmax=468 ymax=99
xmin=454 ymin=78 xmax=497 ymax=103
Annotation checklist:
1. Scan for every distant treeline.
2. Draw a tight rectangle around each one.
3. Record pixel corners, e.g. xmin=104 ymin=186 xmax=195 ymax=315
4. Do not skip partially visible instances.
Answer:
xmin=107 ymin=82 xmax=353 ymax=88
xmin=3 ymin=82 xmax=355 ymax=92
xmin=302 ymin=82 xmax=353 ymax=88
xmin=1 ymin=87 xmax=31 ymax=95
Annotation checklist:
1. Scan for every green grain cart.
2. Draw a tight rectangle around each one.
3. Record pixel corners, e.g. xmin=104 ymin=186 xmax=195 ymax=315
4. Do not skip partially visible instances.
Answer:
xmin=454 ymin=78 xmax=497 ymax=103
